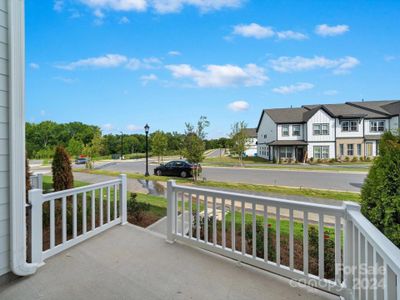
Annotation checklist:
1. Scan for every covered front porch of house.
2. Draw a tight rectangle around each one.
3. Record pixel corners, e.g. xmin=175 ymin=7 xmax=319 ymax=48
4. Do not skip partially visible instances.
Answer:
xmin=268 ymin=140 xmax=308 ymax=163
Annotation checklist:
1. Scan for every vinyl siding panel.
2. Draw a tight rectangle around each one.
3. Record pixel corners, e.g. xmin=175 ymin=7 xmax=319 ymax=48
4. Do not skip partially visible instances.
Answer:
xmin=364 ymin=119 xmax=389 ymax=136
xmin=336 ymin=118 xmax=364 ymax=138
xmin=257 ymin=112 xmax=276 ymax=159
xmin=306 ymin=109 xmax=335 ymax=142
xmin=0 ymin=0 xmax=9 ymax=277
xmin=277 ymin=123 xmax=304 ymax=140
xmin=307 ymin=142 xmax=335 ymax=159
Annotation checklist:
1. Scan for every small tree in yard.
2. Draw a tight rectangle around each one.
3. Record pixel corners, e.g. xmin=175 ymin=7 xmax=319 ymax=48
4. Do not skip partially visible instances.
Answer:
xmin=52 ymin=146 xmax=73 ymax=191
xmin=361 ymin=131 xmax=400 ymax=247
xmin=230 ymin=121 xmax=249 ymax=166
xmin=151 ymin=130 xmax=168 ymax=163
xmin=183 ymin=133 xmax=205 ymax=181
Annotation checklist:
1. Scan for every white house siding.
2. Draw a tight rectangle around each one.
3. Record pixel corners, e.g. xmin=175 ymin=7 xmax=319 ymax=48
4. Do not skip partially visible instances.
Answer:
xmin=390 ymin=116 xmax=399 ymax=133
xmin=364 ymin=119 xmax=389 ymax=136
xmin=307 ymin=142 xmax=336 ymax=159
xmin=257 ymin=112 xmax=276 ymax=159
xmin=0 ymin=0 xmax=9 ymax=276
xmin=335 ymin=118 xmax=364 ymax=138
xmin=306 ymin=109 xmax=335 ymax=142
xmin=276 ymin=124 xmax=304 ymax=141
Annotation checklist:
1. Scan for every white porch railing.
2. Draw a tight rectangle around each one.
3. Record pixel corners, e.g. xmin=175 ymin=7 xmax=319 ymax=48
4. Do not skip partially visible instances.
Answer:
xmin=28 ymin=174 xmax=127 ymax=266
xmin=30 ymin=173 xmax=43 ymax=190
xmin=166 ymin=180 xmax=400 ymax=300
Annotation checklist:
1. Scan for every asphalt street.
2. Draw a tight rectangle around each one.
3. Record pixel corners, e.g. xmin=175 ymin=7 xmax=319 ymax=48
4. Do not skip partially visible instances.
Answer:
xmin=96 ymin=160 xmax=365 ymax=192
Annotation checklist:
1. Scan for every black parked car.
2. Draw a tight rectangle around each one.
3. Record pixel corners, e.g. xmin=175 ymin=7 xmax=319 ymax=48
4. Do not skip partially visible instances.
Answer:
xmin=154 ymin=160 xmax=201 ymax=178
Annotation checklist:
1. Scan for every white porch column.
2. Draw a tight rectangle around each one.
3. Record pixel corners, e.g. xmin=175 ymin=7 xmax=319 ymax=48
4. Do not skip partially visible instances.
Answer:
xmin=166 ymin=180 xmax=176 ymax=243
xmin=29 ymin=189 xmax=44 ymax=266
xmin=120 ymin=174 xmax=127 ymax=225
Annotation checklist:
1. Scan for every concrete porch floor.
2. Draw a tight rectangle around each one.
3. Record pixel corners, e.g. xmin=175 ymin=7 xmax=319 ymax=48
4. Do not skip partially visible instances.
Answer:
xmin=0 ymin=225 xmax=339 ymax=300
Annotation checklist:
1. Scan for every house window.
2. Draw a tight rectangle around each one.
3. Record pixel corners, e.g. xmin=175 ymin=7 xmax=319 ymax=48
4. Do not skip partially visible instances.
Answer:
xmin=314 ymin=146 xmax=329 ymax=159
xmin=370 ymin=120 xmax=385 ymax=132
xmin=292 ymin=125 xmax=301 ymax=136
xmin=341 ymin=120 xmax=358 ymax=132
xmin=347 ymin=144 xmax=354 ymax=156
xmin=282 ymin=125 xmax=289 ymax=137
xmin=264 ymin=134 xmax=268 ymax=139
xmin=279 ymin=146 xmax=293 ymax=158
xmin=339 ymin=144 xmax=344 ymax=156
xmin=313 ymin=123 xmax=329 ymax=135
xmin=357 ymin=144 xmax=362 ymax=156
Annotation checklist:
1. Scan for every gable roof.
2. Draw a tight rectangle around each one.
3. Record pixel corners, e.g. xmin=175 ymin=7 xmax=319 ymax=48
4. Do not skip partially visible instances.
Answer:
xmin=257 ymin=100 xmax=400 ymax=131
xmin=243 ymin=128 xmax=257 ymax=138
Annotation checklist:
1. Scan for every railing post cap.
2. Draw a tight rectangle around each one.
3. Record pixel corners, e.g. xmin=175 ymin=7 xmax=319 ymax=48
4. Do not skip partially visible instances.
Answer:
xmin=343 ymin=201 xmax=361 ymax=211
xmin=167 ymin=179 xmax=176 ymax=187
xmin=28 ymin=188 xmax=43 ymax=203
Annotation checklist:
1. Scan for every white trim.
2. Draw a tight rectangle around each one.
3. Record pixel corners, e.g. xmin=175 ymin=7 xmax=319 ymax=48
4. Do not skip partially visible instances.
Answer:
xmin=8 ymin=0 xmax=39 ymax=276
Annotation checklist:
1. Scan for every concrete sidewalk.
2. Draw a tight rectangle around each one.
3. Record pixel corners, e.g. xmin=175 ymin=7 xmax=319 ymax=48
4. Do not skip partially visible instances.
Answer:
xmin=0 ymin=225 xmax=338 ymax=300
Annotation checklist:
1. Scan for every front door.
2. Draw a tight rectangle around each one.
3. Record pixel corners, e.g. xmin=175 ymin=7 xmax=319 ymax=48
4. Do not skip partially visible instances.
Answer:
xmin=366 ymin=142 xmax=373 ymax=157
xmin=297 ymin=147 xmax=304 ymax=162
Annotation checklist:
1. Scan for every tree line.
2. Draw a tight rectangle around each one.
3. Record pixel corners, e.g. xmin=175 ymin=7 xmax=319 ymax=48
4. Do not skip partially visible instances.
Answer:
xmin=26 ymin=120 xmax=233 ymax=159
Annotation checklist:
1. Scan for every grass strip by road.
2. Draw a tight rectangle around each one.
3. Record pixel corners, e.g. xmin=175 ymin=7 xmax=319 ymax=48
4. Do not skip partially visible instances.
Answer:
xmin=74 ymin=169 xmax=361 ymax=202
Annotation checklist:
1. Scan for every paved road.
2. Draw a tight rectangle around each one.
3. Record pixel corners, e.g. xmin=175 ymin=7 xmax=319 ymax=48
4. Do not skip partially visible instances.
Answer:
xmin=96 ymin=160 xmax=365 ymax=192
xmin=205 ymin=148 xmax=225 ymax=158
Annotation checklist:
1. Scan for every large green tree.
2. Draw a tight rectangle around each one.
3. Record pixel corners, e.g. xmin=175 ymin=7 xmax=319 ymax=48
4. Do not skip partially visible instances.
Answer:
xmin=361 ymin=131 xmax=400 ymax=247
xmin=230 ymin=121 xmax=249 ymax=166
xmin=151 ymin=131 xmax=168 ymax=163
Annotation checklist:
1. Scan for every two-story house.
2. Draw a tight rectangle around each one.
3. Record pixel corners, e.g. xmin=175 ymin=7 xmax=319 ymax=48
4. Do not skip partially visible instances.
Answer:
xmin=256 ymin=100 xmax=400 ymax=162
xmin=243 ymin=128 xmax=258 ymax=157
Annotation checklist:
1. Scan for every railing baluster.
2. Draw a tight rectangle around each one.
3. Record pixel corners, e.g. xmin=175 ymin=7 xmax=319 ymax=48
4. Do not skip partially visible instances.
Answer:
xmin=213 ymin=196 xmax=216 ymax=246
xmin=289 ymin=208 xmax=294 ymax=271
xmin=303 ymin=211 xmax=308 ymax=276
xmin=334 ymin=215 xmax=341 ymax=285
xmin=264 ymin=205 xmax=268 ymax=262
xmin=62 ymin=196 xmax=67 ymax=243
xmin=222 ymin=198 xmax=226 ymax=249
xmin=384 ymin=262 xmax=388 ymax=300
xmin=373 ymin=249 xmax=378 ymax=300
xmin=196 ymin=194 xmax=200 ymax=241
xmin=107 ymin=186 xmax=111 ymax=223
xmin=82 ymin=192 xmax=87 ymax=234
xmin=91 ymin=190 xmax=95 ymax=230
xmin=204 ymin=195 xmax=208 ymax=243
xmin=364 ymin=237 xmax=369 ymax=300
xmin=318 ymin=213 xmax=324 ymax=279
xmin=114 ymin=184 xmax=118 ymax=220
xmin=181 ymin=192 xmax=185 ymax=237
xmin=100 ymin=188 xmax=103 ymax=226
xmin=252 ymin=202 xmax=256 ymax=258
xmin=73 ymin=194 xmax=77 ymax=238
xmin=175 ymin=192 xmax=178 ymax=235
xmin=241 ymin=201 xmax=245 ymax=255
xmin=50 ymin=199 xmax=55 ymax=248
xmin=231 ymin=199 xmax=235 ymax=252
xmin=189 ymin=193 xmax=192 ymax=239
xmin=276 ymin=207 xmax=280 ymax=266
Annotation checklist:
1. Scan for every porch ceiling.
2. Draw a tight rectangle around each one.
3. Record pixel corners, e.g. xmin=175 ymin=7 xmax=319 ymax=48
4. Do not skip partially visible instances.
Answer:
xmin=0 ymin=225 xmax=338 ymax=300
xmin=269 ymin=140 xmax=308 ymax=146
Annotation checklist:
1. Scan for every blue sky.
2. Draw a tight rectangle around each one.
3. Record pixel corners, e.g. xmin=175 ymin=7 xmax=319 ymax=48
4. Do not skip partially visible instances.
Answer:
xmin=26 ymin=0 xmax=400 ymax=138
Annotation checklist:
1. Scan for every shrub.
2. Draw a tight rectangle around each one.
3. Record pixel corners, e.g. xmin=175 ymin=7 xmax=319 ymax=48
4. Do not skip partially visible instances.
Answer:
xmin=351 ymin=156 xmax=358 ymax=162
xmin=127 ymin=193 xmax=150 ymax=223
xmin=52 ymin=146 xmax=73 ymax=191
xmin=329 ymin=158 xmax=336 ymax=163
xmin=361 ymin=131 xmax=400 ymax=247
xmin=344 ymin=156 xmax=350 ymax=162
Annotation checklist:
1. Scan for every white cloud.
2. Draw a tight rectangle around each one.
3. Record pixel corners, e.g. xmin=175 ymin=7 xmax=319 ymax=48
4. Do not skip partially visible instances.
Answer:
xmin=323 ymin=90 xmax=338 ymax=96
xmin=102 ymin=123 xmax=114 ymax=131
xmin=233 ymin=23 xmax=274 ymax=39
xmin=54 ymin=76 xmax=77 ymax=84
xmin=140 ymin=73 xmax=158 ymax=85
xmin=151 ymin=0 xmax=244 ymax=14
xmin=228 ymin=100 xmax=249 ymax=111
xmin=30 ymin=63 xmax=40 ymax=69
xmin=166 ymin=63 xmax=268 ymax=87
xmin=93 ymin=8 xmax=105 ymax=18
xmin=315 ymin=24 xmax=349 ymax=37
xmin=276 ymin=30 xmax=308 ymax=40
xmin=127 ymin=124 xmax=142 ymax=131
xmin=54 ymin=0 xmax=64 ymax=12
xmin=269 ymin=55 xmax=359 ymax=74
xmin=119 ymin=16 xmax=130 ymax=23
xmin=57 ymin=54 xmax=128 ymax=70
xmin=78 ymin=0 xmax=244 ymax=14
xmin=384 ymin=55 xmax=397 ymax=62
xmin=272 ymin=82 xmax=314 ymax=95
xmin=40 ymin=110 xmax=46 ymax=116
xmin=79 ymin=0 xmax=147 ymax=12
xmin=126 ymin=57 xmax=162 ymax=70
xmin=168 ymin=50 xmax=181 ymax=56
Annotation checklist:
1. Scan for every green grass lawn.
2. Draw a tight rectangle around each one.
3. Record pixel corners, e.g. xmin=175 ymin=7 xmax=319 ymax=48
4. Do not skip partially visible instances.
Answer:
xmin=74 ymin=169 xmax=360 ymax=202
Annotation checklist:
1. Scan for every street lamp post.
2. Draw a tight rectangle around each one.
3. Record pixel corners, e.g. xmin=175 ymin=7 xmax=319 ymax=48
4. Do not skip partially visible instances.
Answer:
xmin=144 ymin=124 xmax=150 ymax=177
xmin=120 ymin=131 xmax=124 ymax=160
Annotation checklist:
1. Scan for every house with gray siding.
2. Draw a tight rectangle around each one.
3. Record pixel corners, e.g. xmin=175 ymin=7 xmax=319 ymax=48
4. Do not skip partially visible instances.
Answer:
xmin=256 ymin=100 xmax=400 ymax=162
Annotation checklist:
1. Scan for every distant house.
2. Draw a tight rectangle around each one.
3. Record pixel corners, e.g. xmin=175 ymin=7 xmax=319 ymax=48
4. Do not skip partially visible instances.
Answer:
xmin=243 ymin=128 xmax=257 ymax=157
xmin=256 ymin=100 xmax=400 ymax=162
